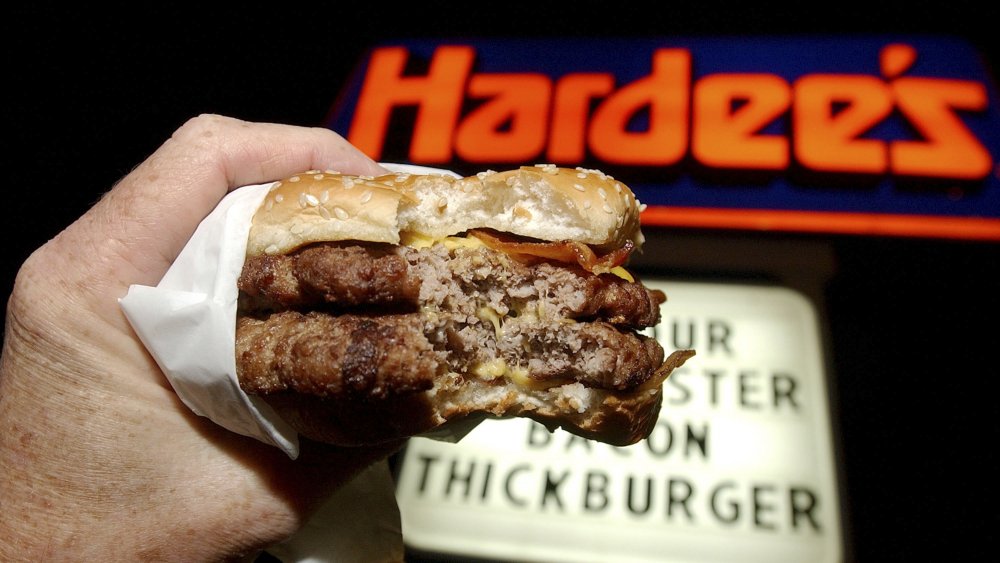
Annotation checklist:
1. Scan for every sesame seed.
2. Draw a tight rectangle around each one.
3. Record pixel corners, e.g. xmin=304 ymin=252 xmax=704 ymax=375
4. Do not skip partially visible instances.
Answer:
xmin=265 ymin=199 xmax=274 ymax=211
xmin=598 ymin=187 xmax=607 ymax=200
xmin=333 ymin=206 xmax=349 ymax=220
xmin=343 ymin=178 xmax=355 ymax=189
xmin=603 ymin=203 xmax=613 ymax=214
xmin=289 ymin=176 xmax=301 ymax=182
xmin=573 ymin=183 xmax=586 ymax=192
xmin=577 ymin=172 xmax=587 ymax=179
xmin=319 ymin=206 xmax=331 ymax=220
xmin=583 ymin=201 xmax=592 ymax=209
xmin=269 ymin=182 xmax=282 ymax=192
xmin=576 ymin=167 xmax=609 ymax=180
xmin=614 ymin=183 xmax=622 ymax=193
xmin=275 ymin=194 xmax=284 ymax=203
xmin=298 ymin=193 xmax=308 ymax=208
xmin=638 ymin=203 xmax=648 ymax=212
xmin=304 ymin=194 xmax=320 ymax=206
xmin=320 ymin=190 xmax=329 ymax=204
xmin=313 ymin=174 xmax=324 ymax=180
xmin=437 ymin=197 xmax=447 ymax=209
xmin=360 ymin=190 xmax=373 ymax=204
xmin=324 ymin=169 xmax=339 ymax=174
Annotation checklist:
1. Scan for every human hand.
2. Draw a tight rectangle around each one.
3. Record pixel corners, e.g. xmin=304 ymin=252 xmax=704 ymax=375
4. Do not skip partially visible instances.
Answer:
xmin=0 ymin=114 xmax=400 ymax=560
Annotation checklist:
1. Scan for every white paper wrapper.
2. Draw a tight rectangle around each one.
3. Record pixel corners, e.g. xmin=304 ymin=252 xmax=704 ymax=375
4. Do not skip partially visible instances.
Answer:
xmin=119 ymin=164 xmax=461 ymax=562
xmin=121 ymin=181 xmax=299 ymax=452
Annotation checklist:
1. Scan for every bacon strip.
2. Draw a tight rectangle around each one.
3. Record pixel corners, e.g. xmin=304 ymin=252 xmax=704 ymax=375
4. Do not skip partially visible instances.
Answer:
xmin=468 ymin=229 xmax=634 ymax=274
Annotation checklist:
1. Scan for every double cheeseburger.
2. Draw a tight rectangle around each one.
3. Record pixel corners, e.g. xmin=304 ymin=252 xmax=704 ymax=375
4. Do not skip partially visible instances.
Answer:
xmin=235 ymin=165 xmax=694 ymax=447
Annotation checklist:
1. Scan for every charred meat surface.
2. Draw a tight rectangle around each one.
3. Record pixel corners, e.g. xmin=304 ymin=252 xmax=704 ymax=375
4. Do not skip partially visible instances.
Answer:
xmin=236 ymin=311 xmax=440 ymax=399
xmin=238 ymin=243 xmax=419 ymax=311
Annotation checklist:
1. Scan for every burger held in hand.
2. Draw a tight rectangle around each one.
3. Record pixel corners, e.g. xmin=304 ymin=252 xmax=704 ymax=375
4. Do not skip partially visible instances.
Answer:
xmin=235 ymin=164 xmax=694 ymax=447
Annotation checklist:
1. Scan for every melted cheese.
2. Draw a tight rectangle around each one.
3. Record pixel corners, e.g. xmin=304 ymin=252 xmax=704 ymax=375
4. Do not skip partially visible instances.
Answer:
xmin=510 ymin=366 xmax=574 ymax=390
xmin=609 ymin=266 xmax=634 ymax=282
xmin=472 ymin=359 xmax=507 ymax=380
xmin=506 ymin=364 xmax=552 ymax=390
xmin=470 ymin=358 xmax=557 ymax=390
xmin=477 ymin=306 xmax=503 ymax=337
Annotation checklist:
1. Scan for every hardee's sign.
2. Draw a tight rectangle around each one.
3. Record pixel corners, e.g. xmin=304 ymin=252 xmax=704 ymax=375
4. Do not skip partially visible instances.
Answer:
xmin=326 ymin=37 xmax=1000 ymax=240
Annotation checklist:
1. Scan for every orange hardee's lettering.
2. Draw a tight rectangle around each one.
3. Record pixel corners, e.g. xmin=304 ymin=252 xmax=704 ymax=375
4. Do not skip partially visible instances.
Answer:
xmin=348 ymin=44 xmax=992 ymax=180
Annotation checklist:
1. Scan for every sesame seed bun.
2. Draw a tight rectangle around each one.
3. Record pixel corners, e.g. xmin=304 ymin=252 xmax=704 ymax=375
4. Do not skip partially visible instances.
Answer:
xmin=236 ymin=164 xmax=690 ymax=448
xmin=246 ymin=165 xmax=645 ymax=257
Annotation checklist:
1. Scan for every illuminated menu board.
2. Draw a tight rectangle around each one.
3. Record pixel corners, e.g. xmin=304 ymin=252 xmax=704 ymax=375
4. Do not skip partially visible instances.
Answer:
xmin=395 ymin=280 xmax=842 ymax=562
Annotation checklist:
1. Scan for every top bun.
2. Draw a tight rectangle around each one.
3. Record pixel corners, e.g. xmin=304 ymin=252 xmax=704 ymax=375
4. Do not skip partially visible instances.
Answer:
xmin=246 ymin=165 xmax=645 ymax=257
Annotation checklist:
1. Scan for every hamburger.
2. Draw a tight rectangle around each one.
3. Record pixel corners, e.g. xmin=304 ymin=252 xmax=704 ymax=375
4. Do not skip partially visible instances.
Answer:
xmin=235 ymin=164 xmax=694 ymax=447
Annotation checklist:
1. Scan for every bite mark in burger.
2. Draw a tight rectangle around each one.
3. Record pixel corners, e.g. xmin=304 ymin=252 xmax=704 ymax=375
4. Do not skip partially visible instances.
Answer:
xmin=235 ymin=165 xmax=695 ymax=447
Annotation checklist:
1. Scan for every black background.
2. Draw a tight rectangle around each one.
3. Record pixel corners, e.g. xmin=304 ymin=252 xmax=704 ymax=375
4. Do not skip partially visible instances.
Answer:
xmin=4 ymin=4 xmax=998 ymax=561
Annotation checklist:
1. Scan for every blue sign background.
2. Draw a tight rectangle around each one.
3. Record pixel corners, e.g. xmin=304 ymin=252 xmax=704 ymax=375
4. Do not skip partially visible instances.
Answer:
xmin=326 ymin=36 xmax=1000 ymax=223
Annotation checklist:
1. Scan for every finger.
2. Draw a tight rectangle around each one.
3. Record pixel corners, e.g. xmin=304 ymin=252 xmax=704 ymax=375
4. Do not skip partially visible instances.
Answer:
xmin=60 ymin=114 xmax=387 ymax=289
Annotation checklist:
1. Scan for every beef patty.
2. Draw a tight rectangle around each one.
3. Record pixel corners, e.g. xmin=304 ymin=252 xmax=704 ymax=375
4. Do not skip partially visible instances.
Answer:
xmin=236 ymin=242 xmax=667 ymax=400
